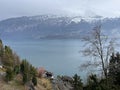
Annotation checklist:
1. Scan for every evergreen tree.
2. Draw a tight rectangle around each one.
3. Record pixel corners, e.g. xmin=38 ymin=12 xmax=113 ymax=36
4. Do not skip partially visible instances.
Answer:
xmin=109 ymin=52 xmax=120 ymax=85
xmin=0 ymin=39 xmax=4 ymax=57
xmin=32 ymin=76 xmax=37 ymax=86
xmin=3 ymin=46 xmax=14 ymax=67
xmin=5 ymin=67 xmax=14 ymax=82
xmin=20 ymin=59 xmax=37 ymax=85
xmin=84 ymin=74 xmax=103 ymax=90
xmin=14 ymin=65 xmax=20 ymax=74
xmin=20 ymin=59 xmax=30 ymax=84
xmin=23 ymin=73 xmax=28 ymax=84
xmin=73 ymin=74 xmax=83 ymax=90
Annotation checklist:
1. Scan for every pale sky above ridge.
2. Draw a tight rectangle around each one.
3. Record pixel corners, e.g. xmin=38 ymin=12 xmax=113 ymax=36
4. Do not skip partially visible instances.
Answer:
xmin=0 ymin=0 xmax=120 ymax=20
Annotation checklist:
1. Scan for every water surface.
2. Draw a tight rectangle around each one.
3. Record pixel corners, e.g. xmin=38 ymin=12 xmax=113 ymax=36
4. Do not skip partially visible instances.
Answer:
xmin=4 ymin=39 xmax=89 ymax=78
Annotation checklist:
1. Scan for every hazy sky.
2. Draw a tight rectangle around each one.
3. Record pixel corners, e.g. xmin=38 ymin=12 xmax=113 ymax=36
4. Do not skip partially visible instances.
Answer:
xmin=0 ymin=0 xmax=120 ymax=20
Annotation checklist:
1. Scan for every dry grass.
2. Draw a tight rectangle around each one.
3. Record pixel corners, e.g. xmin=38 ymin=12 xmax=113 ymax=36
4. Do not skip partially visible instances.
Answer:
xmin=36 ymin=78 xmax=52 ymax=90
xmin=0 ymin=80 xmax=25 ymax=90
xmin=0 ymin=68 xmax=6 ymax=72
xmin=0 ymin=74 xmax=53 ymax=90
xmin=0 ymin=74 xmax=25 ymax=90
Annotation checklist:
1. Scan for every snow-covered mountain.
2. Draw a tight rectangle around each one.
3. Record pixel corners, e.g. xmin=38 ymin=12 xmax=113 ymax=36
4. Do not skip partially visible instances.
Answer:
xmin=0 ymin=15 xmax=120 ymax=41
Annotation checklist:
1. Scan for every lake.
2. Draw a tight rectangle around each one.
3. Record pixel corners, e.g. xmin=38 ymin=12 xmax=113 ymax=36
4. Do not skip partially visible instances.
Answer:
xmin=4 ymin=39 xmax=90 ymax=79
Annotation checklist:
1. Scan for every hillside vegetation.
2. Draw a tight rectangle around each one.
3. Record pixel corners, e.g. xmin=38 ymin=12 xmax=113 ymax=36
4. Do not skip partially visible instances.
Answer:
xmin=0 ymin=39 xmax=52 ymax=90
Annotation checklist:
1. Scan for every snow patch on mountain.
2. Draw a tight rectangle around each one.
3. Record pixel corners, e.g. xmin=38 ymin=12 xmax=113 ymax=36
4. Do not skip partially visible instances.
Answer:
xmin=71 ymin=16 xmax=104 ymax=23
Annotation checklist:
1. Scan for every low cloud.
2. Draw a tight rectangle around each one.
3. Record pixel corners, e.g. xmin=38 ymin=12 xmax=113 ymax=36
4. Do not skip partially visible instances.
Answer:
xmin=0 ymin=0 xmax=120 ymax=20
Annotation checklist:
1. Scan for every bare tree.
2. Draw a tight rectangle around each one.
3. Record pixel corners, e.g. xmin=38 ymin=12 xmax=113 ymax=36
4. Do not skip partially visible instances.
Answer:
xmin=81 ymin=25 xmax=115 ymax=80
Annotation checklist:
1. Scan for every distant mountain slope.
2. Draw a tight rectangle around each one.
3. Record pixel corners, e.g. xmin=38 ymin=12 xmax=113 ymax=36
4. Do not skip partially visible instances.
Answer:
xmin=0 ymin=15 xmax=120 ymax=41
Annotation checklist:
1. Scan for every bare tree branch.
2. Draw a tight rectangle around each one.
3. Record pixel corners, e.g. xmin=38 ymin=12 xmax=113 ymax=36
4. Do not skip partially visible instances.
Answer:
xmin=80 ymin=25 xmax=115 ymax=79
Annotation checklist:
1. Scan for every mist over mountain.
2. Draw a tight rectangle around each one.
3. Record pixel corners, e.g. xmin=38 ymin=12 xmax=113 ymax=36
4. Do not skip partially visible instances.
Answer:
xmin=0 ymin=15 xmax=120 ymax=41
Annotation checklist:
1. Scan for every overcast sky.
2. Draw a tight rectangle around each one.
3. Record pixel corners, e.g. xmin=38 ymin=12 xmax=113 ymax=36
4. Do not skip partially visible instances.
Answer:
xmin=0 ymin=0 xmax=120 ymax=20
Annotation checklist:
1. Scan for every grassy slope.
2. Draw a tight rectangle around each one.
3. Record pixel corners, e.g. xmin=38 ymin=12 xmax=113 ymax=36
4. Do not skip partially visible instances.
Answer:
xmin=0 ymin=74 xmax=52 ymax=90
xmin=35 ymin=78 xmax=52 ymax=90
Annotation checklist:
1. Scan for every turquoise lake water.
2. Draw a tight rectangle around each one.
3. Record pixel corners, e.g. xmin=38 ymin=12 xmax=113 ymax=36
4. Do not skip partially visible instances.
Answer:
xmin=4 ymin=39 xmax=89 ymax=79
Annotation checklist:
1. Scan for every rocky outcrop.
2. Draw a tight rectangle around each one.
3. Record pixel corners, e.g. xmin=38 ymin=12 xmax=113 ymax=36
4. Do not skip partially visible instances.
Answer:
xmin=51 ymin=76 xmax=74 ymax=90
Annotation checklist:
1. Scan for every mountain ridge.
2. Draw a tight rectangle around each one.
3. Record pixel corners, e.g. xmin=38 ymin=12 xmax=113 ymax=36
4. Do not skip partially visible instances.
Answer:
xmin=0 ymin=15 xmax=120 ymax=41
